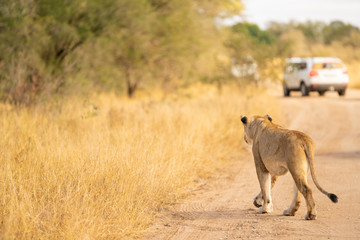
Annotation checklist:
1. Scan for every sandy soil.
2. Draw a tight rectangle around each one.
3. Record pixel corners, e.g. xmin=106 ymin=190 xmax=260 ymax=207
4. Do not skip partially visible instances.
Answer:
xmin=143 ymin=89 xmax=360 ymax=240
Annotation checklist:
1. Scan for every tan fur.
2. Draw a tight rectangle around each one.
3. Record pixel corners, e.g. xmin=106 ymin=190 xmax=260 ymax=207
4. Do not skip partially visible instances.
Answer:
xmin=241 ymin=115 xmax=338 ymax=220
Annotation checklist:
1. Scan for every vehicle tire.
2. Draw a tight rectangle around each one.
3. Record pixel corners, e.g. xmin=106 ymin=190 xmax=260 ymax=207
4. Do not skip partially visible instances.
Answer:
xmin=283 ymin=86 xmax=290 ymax=97
xmin=318 ymin=91 xmax=325 ymax=96
xmin=338 ymin=89 xmax=346 ymax=96
xmin=300 ymin=83 xmax=309 ymax=96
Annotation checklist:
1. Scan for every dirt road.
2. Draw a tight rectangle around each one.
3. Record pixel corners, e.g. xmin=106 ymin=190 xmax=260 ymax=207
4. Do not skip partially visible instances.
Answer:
xmin=143 ymin=89 xmax=360 ymax=239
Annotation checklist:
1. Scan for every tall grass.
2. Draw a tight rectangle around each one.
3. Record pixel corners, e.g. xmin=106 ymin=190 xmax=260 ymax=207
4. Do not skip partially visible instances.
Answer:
xmin=0 ymin=85 xmax=278 ymax=239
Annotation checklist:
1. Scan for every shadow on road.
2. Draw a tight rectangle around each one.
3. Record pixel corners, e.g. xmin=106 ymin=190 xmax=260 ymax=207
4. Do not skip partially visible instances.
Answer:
xmin=166 ymin=208 xmax=305 ymax=221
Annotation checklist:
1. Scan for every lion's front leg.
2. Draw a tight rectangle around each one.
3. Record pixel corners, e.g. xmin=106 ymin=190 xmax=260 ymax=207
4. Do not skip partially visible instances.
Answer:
xmin=253 ymin=175 xmax=277 ymax=208
xmin=254 ymin=165 xmax=273 ymax=213
xmin=257 ymin=171 xmax=273 ymax=213
xmin=253 ymin=192 xmax=263 ymax=208
xmin=252 ymin=143 xmax=273 ymax=213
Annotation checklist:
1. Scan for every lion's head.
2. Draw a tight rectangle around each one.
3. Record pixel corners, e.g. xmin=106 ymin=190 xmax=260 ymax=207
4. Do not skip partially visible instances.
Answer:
xmin=240 ymin=114 xmax=272 ymax=145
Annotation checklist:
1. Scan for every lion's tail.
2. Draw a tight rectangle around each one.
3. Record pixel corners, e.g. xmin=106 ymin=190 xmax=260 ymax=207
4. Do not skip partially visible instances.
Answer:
xmin=303 ymin=142 xmax=338 ymax=203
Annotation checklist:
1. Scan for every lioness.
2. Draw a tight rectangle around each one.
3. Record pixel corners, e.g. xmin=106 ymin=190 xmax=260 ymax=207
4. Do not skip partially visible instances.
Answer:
xmin=240 ymin=115 xmax=338 ymax=220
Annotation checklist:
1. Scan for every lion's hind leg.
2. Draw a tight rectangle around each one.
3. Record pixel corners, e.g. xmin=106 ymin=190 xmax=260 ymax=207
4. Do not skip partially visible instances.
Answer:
xmin=291 ymin=172 xmax=317 ymax=220
xmin=283 ymin=183 xmax=301 ymax=216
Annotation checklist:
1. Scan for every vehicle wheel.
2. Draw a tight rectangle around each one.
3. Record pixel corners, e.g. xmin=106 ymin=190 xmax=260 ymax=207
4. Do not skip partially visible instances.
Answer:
xmin=283 ymin=86 xmax=290 ymax=97
xmin=338 ymin=89 xmax=346 ymax=96
xmin=318 ymin=91 xmax=325 ymax=96
xmin=300 ymin=83 xmax=309 ymax=96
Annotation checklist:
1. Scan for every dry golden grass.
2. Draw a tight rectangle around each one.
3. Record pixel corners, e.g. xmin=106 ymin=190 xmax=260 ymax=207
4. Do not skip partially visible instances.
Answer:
xmin=347 ymin=62 xmax=360 ymax=88
xmin=0 ymin=84 xmax=278 ymax=239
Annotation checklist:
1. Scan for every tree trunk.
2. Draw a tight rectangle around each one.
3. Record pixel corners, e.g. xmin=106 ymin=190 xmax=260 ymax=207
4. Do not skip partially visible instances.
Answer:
xmin=124 ymin=66 xmax=138 ymax=98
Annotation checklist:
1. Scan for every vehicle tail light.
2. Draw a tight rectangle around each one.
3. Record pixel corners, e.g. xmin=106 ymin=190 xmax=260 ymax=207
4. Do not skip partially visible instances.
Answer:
xmin=309 ymin=70 xmax=318 ymax=77
xmin=343 ymin=70 xmax=348 ymax=74
xmin=312 ymin=84 xmax=319 ymax=88
xmin=342 ymin=83 xmax=347 ymax=86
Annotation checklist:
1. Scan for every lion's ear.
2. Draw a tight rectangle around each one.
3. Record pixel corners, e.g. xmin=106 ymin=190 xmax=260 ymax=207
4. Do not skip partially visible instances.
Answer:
xmin=241 ymin=116 xmax=247 ymax=124
xmin=265 ymin=114 xmax=272 ymax=122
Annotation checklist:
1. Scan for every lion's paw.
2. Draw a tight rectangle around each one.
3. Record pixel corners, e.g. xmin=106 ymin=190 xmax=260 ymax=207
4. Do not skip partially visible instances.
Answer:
xmin=257 ymin=207 xmax=267 ymax=214
xmin=305 ymin=212 xmax=317 ymax=220
xmin=253 ymin=197 xmax=262 ymax=208
xmin=257 ymin=203 xmax=273 ymax=214
xmin=283 ymin=209 xmax=295 ymax=216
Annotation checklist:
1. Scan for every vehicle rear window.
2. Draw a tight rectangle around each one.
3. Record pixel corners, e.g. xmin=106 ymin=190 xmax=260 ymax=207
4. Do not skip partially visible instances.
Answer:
xmin=313 ymin=62 xmax=344 ymax=70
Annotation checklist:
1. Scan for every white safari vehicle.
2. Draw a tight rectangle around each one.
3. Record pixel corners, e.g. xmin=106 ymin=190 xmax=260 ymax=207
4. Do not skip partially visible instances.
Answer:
xmin=283 ymin=57 xmax=349 ymax=97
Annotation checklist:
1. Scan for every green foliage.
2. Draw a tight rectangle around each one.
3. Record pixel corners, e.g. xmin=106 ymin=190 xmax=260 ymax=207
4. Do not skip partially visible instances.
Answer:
xmin=267 ymin=20 xmax=360 ymax=47
xmin=0 ymin=0 xmax=112 ymax=104
xmin=225 ymin=20 xmax=360 ymax=83
xmin=296 ymin=21 xmax=326 ymax=43
xmin=0 ymin=0 xmax=244 ymax=103
xmin=232 ymin=23 xmax=275 ymax=45
xmin=323 ymin=20 xmax=360 ymax=44
xmin=3 ymin=0 xmax=358 ymax=104
xmin=225 ymin=22 xmax=278 ymax=82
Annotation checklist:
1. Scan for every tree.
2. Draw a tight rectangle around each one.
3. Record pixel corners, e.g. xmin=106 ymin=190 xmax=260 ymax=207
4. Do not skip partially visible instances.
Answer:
xmin=226 ymin=22 xmax=278 ymax=82
xmin=0 ymin=0 xmax=245 ymax=102
xmin=0 ymin=0 xmax=118 ymax=104
xmin=323 ymin=20 xmax=360 ymax=44
xmin=296 ymin=21 xmax=326 ymax=43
